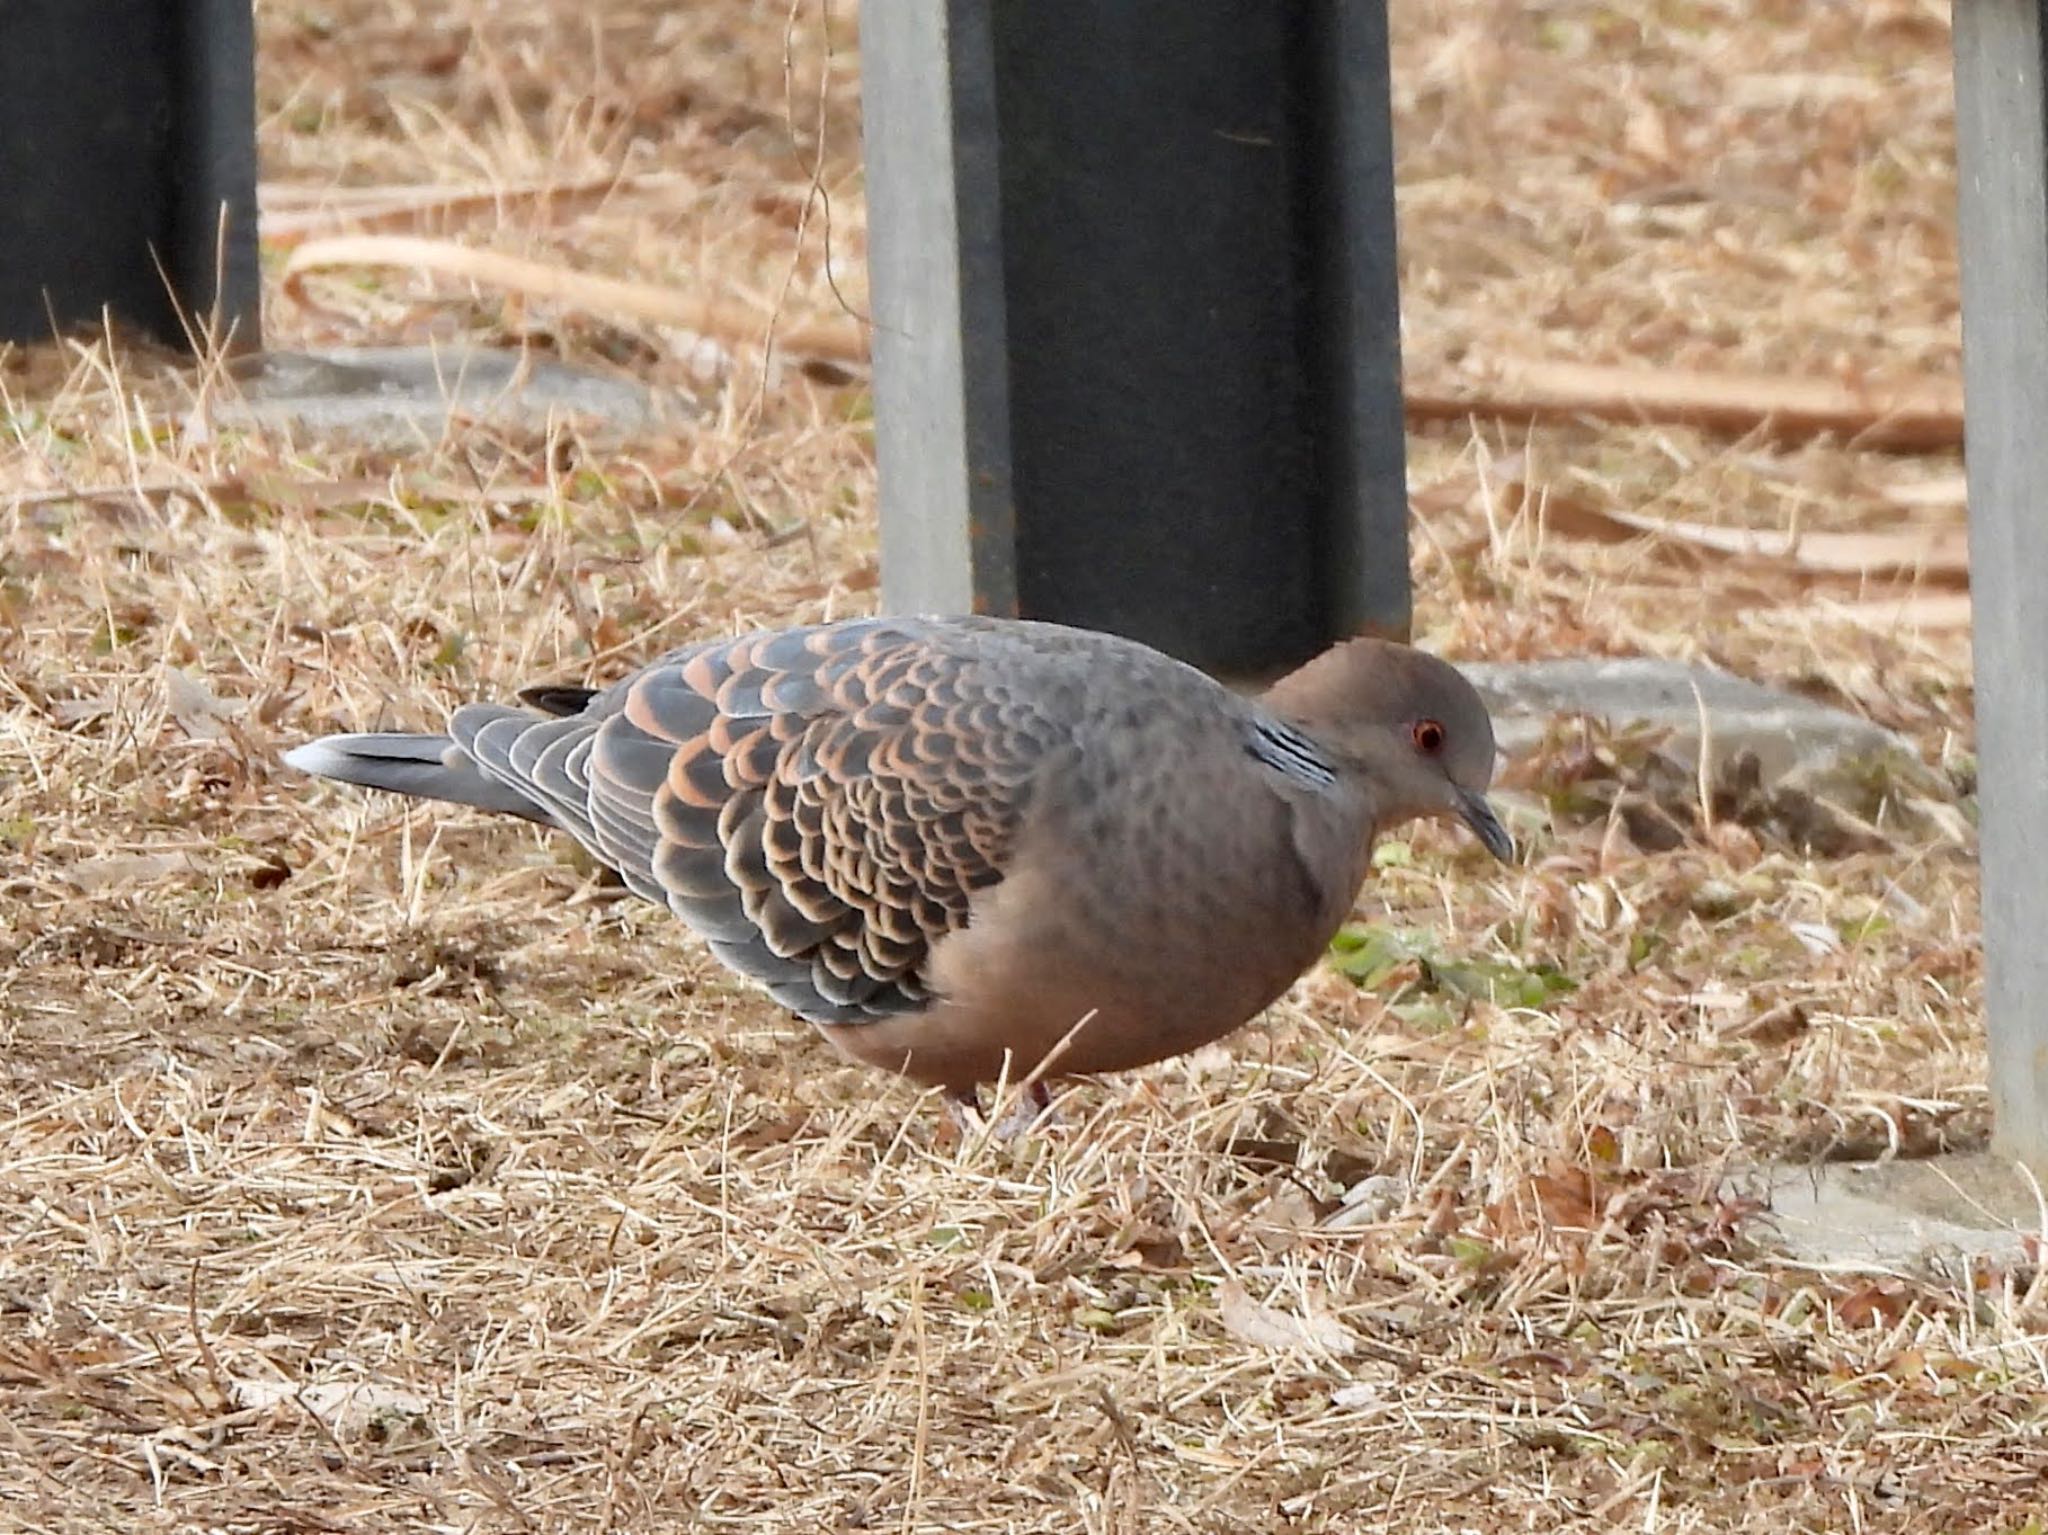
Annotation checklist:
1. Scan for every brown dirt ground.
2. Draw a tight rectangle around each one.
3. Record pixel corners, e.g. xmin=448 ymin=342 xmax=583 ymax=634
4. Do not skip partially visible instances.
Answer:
xmin=2 ymin=2 xmax=2036 ymax=1531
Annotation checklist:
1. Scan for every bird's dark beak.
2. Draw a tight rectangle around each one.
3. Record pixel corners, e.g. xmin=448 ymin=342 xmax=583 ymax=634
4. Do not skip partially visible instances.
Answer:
xmin=1456 ymin=788 xmax=1514 ymax=861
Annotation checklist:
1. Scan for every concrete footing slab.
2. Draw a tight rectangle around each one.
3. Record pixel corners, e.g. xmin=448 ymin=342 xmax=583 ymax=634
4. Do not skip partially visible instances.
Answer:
xmin=1759 ymin=1153 xmax=2039 ymax=1278
xmin=216 ymin=345 xmax=684 ymax=447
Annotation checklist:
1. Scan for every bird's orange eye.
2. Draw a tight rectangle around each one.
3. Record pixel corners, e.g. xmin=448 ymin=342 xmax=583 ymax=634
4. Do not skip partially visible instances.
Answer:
xmin=1412 ymin=718 xmax=1446 ymax=754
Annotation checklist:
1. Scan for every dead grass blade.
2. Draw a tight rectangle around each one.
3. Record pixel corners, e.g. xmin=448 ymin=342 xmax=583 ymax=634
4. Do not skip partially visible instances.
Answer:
xmin=1409 ymin=356 xmax=1965 ymax=451
xmin=1541 ymin=495 xmax=1970 ymax=584
xmin=259 ymin=172 xmax=681 ymax=249
xmin=1810 ymin=590 xmax=1974 ymax=632
xmin=280 ymin=234 xmax=868 ymax=364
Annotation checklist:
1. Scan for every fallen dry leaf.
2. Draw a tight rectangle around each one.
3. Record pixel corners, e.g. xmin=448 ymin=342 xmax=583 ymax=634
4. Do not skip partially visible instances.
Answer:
xmin=233 ymin=1377 xmax=431 ymax=1438
xmin=58 ymin=850 xmax=201 ymax=893
xmin=1217 ymin=1282 xmax=1361 ymax=1359
xmin=1834 ymin=1282 xmax=1912 ymax=1329
xmin=164 ymin=667 xmax=241 ymax=741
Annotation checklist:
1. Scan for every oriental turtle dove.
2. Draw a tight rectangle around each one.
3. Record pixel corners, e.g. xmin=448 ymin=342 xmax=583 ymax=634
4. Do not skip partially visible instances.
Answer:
xmin=284 ymin=616 xmax=1509 ymax=1121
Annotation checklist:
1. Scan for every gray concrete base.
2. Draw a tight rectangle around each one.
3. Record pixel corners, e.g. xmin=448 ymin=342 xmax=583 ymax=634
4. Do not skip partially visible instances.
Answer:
xmin=1760 ymin=1153 xmax=2039 ymax=1278
xmin=215 ymin=345 xmax=684 ymax=447
xmin=1462 ymin=655 xmax=1917 ymax=787
xmin=1459 ymin=654 xmax=1965 ymax=852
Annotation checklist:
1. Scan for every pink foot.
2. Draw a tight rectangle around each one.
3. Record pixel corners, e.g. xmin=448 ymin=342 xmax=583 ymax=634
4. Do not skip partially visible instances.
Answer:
xmin=945 ymin=1081 xmax=1056 ymax=1142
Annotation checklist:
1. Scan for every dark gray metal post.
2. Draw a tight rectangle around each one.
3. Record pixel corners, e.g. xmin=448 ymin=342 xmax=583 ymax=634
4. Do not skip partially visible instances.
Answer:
xmin=1955 ymin=0 xmax=2048 ymax=1169
xmin=0 ymin=1 xmax=262 ymax=352
xmin=863 ymin=1 xmax=1410 ymax=677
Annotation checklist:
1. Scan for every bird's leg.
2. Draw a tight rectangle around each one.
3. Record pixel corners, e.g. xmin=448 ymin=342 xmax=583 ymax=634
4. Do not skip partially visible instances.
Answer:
xmin=943 ymin=1081 xmax=1056 ymax=1144
xmin=943 ymin=1088 xmax=987 ymax=1139
xmin=990 ymin=1080 xmax=1056 ymax=1142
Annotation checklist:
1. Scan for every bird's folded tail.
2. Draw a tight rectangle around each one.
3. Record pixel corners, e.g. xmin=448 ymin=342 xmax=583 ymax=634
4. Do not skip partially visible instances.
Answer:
xmin=281 ymin=732 xmax=557 ymax=825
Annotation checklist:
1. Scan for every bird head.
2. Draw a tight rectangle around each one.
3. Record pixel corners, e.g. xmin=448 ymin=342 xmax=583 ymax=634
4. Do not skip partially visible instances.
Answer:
xmin=1260 ymin=637 xmax=1512 ymax=861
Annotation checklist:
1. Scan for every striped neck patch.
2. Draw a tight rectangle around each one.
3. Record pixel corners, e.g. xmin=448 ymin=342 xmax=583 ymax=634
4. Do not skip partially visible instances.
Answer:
xmin=1247 ymin=718 xmax=1338 ymax=789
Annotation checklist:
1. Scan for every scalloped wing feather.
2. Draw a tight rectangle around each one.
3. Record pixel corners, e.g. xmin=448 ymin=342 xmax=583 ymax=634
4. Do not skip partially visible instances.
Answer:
xmin=451 ymin=620 xmax=1058 ymax=1024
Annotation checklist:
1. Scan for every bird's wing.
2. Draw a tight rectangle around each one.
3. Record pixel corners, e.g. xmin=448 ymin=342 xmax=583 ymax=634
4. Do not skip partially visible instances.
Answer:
xmin=453 ymin=619 xmax=1068 ymax=1023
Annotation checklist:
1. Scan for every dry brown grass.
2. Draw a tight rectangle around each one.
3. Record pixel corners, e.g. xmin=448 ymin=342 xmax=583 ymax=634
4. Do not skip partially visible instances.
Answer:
xmin=1 ymin=1 xmax=2036 ymax=1530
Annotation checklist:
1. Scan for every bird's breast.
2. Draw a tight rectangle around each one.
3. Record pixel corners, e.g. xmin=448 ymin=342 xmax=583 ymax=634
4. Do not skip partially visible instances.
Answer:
xmin=819 ymin=773 xmax=1360 ymax=1088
